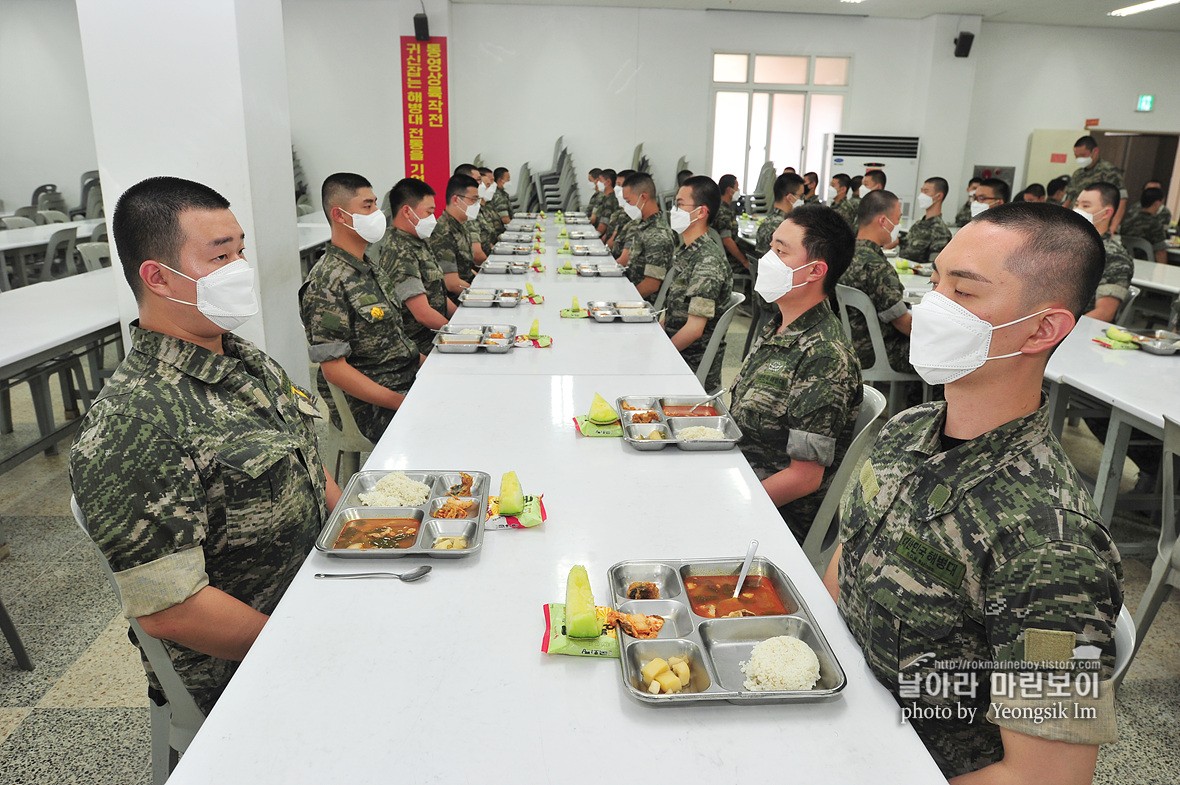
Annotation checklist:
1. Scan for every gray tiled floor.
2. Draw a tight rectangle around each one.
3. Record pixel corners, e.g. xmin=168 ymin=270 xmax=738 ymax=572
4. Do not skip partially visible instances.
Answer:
xmin=1 ymin=315 xmax=1178 ymax=783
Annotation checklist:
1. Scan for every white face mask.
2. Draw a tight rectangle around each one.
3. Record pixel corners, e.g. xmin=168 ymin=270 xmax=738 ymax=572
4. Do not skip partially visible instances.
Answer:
xmin=858 ymin=185 xmax=870 ymax=198
xmin=344 ymin=209 xmax=387 ymax=244
xmin=755 ymin=250 xmax=819 ymax=303
xmin=462 ymin=199 xmax=481 ymax=222
xmin=409 ymin=208 xmax=437 ymax=239
xmin=668 ymin=205 xmax=698 ymax=234
xmin=595 ymin=181 xmax=606 ymax=193
xmin=884 ymin=216 xmax=902 ymax=244
xmin=477 ymin=183 xmax=489 ymax=200
xmin=164 ymin=258 xmax=259 ymax=332
xmin=1076 ymin=156 xmax=1093 ymax=168
xmin=622 ymin=197 xmax=642 ymax=221
xmin=613 ymin=185 xmax=624 ymax=201
xmin=485 ymin=182 xmax=496 ymax=197
xmin=1073 ymin=207 xmax=1096 ymax=225
xmin=969 ymin=201 xmax=989 ymax=218
xmin=908 ymin=291 xmax=1048 ymax=385
xmin=916 ymin=192 xmax=935 ymax=211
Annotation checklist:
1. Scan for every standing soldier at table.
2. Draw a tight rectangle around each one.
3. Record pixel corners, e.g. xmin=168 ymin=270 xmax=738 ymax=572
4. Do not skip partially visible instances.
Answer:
xmin=827 ymin=202 xmax=1121 ymax=782
xmin=732 ymin=205 xmax=861 ymax=543
xmin=429 ymin=173 xmax=481 ymax=291
xmin=300 ymin=172 xmax=424 ymax=443
xmin=663 ymin=175 xmax=733 ymax=391
xmin=1063 ymin=136 xmax=1127 ymax=234
xmin=1074 ymin=182 xmax=1133 ymax=323
xmin=72 ymin=176 xmax=340 ymax=716
xmin=378 ymin=177 xmax=456 ymax=356
xmin=899 ymin=176 xmax=952 ymax=263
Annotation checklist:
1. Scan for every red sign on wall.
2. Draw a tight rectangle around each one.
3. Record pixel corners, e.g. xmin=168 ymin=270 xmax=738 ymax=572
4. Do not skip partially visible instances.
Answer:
xmin=401 ymin=36 xmax=450 ymax=211
xmin=1050 ymin=153 xmax=1067 ymax=164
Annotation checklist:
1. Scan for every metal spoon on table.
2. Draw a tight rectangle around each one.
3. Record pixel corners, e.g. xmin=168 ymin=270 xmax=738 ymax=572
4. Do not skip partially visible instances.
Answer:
xmin=733 ymin=540 xmax=759 ymax=598
xmin=689 ymin=387 xmax=729 ymax=412
xmin=315 ymin=565 xmax=432 ymax=582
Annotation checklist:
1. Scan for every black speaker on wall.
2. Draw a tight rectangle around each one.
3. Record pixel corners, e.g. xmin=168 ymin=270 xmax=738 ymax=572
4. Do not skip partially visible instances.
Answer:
xmin=954 ymin=32 xmax=974 ymax=58
xmin=414 ymin=13 xmax=430 ymax=41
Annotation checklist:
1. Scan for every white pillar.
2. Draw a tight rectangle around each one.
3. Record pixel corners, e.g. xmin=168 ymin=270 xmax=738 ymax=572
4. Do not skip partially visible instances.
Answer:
xmin=75 ymin=0 xmax=307 ymax=384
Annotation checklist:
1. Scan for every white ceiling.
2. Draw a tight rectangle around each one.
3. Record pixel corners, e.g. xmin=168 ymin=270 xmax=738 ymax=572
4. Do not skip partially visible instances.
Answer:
xmin=451 ymin=0 xmax=1180 ymax=32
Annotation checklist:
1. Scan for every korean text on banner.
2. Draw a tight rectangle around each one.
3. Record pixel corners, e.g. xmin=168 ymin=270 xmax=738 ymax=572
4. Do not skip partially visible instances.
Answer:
xmin=402 ymin=36 xmax=450 ymax=206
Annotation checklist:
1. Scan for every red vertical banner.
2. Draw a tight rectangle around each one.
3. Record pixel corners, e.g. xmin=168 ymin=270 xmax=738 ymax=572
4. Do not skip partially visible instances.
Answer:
xmin=401 ymin=36 xmax=450 ymax=212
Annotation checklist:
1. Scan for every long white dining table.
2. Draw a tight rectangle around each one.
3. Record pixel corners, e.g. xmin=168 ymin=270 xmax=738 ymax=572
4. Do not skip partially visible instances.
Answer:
xmin=0 ymin=267 xmax=121 ymax=472
xmin=165 ymin=212 xmax=946 ymax=784
xmin=0 ymin=218 xmax=106 ymax=290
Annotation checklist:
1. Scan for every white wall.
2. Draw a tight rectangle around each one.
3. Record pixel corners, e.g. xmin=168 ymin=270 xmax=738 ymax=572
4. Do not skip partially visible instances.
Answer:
xmin=965 ymin=21 xmax=1180 ymax=192
xmin=0 ymin=0 xmax=97 ymax=213
xmin=448 ymin=5 xmax=983 ymax=207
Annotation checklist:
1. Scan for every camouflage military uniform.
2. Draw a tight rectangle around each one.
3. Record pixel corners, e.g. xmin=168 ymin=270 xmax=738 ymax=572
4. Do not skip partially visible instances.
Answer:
xmin=1157 ymin=205 xmax=1172 ymax=228
xmin=1170 ymin=293 xmax=1180 ymax=332
xmin=379 ymin=227 xmax=450 ymax=355
xmin=612 ymin=217 xmax=640 ymax=260
xmin=731 ymin=302 xmax=863 ymax=542
xmin=488 ymin=185 xmax=512 ymax=222
xmin=1085 ymin=233 xmax=1133 ymax=312
xmin=752 ymin=208 xmax=788 ymax=314
xmin=430 ymin=210 xmax=476 ymax=283
xmin=832 ymin=196 xmax=858 ymax=230
xmin=664 ymin=233 xmax=733 ymax=390
xmin=1118 ymin=204 xmax=1166 ymax=254
xmin=628 ymin=211 xmax=677 ymax=291
xmin=837 ymin=401 xmax=1121 ymax=778
xmin=804 ymin=194 xmax=820 ymax=205
xmin=587 ymin=191 xmax=604 ymax=222
xmin=70 ymin=325 xmax=327 ymax=716
xmin=478 ymin=200 xmax=503 ymax=245
xmin=299 ymin=242 xmax=419 ymax=442
xmin=954 ymin=198 xmax=973 ymax=227
xmin=1065 ymin=159 xmax=1127 ymax=206
xmin=597 ymin=192 xmax=621 ymax=234
xmin=714 ymin=199 xmax=744 ymax=273
xmin=899 ymin=214 xmax=951 ymax=263
xmin=843 ymin=238 xmax=912 ymax=372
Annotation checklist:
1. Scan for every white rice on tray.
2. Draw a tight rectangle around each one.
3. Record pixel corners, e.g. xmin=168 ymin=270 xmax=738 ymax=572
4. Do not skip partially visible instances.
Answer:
xmin=678 ymin=425 xmax=726 ymax=440
xmin=739 ymin=635 xmax=821 ymax=691
xmin=358 ymin=472 xmax=431 ymax=507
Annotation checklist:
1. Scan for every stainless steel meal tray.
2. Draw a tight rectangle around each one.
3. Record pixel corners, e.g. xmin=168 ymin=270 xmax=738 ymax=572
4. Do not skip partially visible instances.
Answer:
xmin=616 ymin=396 xmax=742 ymax=451
xmin=607 ymin=557 xmax=846 ymax=705
xmin=434 ymin=325 xmax=517 ymax=353
xmin=317 ymin=470 xmax=490 ymax=558
xmin=459 ymin=288 xmax=521 ymax=308
xmin=588 ymin=301 xmax=656 ymax=323
xmin=1128 ymin=329 xmax=1180 ymax=356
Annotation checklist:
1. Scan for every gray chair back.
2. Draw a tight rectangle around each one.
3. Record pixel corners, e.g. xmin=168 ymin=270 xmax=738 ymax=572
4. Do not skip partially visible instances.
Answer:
xmin=2 ymin=216 xmax=35 ymax=229
xmin=1121 ymin=235 xmax=1154 ymax=261
xmin=694 ymin=291 xmax=745 ymax=392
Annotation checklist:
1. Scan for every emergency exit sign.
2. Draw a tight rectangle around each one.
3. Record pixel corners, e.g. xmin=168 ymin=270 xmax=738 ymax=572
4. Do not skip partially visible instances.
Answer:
xmin=1137 ymin=94 xmax=1154 ymax=112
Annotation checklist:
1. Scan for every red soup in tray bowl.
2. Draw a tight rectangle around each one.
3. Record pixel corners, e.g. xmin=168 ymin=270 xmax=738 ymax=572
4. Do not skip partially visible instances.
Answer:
xmin=684 ymin=575 xmax=792 ymax=618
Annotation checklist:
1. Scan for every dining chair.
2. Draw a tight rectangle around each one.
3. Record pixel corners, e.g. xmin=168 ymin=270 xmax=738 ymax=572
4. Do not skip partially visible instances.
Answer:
xmin=803 ymin=385 xmax=889 ymax=574
xmin=1 ymin=216 xmax=35 ymax=229
xmin=37 ymin=210 xmax=69 ymax=224
xmin=312 ymin=364 xmax=374 ymax=485
xmin=70 ymin=497 xmax=205 ymax=785
xmin=26 ymin=225 xmax=79 ymax=282
xmin=1121 ymin=235 xmax=1153 ymax=262
xmin=1112 ymin=604 xmax=1137 ymax=690
xmin=741 ymin=251 xmax=773 ymax=356
xmin=694 ymin=291 xmax=746 ymax=394
xmin=0 ymin=593 xmax=34 ymax=671
xmin=653 ymin=268 xmax=675 ymax=312
xmin=835 ymin=284 xmax=926 ymax=415
xmin=75 ymin=241 xmax=110 ymax=271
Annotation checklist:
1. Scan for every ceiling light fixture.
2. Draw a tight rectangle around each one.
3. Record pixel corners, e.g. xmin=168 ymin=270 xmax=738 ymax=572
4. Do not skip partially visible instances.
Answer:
xmin=1109 ymin=0 xmax=1180 ymax=17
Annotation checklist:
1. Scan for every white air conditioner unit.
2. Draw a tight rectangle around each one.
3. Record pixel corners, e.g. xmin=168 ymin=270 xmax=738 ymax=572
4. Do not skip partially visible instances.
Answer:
xmin=821 ymin=134 xmax=922 ymax=225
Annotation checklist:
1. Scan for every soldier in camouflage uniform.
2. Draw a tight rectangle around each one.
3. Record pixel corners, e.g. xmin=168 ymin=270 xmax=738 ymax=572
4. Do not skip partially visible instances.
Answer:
xmin=477 ymin=168 xmax=505 ymax=244
xmin=594 ymin=169 xmax=621 ymax=237
xmin=802 ymin=172 xmax=820 ymax=205
xmin=844 ymin=191 xmax=913 ymax=373
xmin=1064 ymin=136 xmax=1127 ymax=232
xmin=752 ymin=173 xmax=806 ymax=316
xmin=377 ymin=177 xmax=456 ymax=356
xmin=490 ymin=167 xmax=514 ymax=222
xmin=429 ymin=173 xmax=481 ymax=287
xmin=1144 ymin=179 xmax=1171 ymax=228
xmin=829 ymin=173 xmax=857 ymax=230
xmin=831 ymin=204 xmax=1121 ymax=780
xmin=301 ymin=174 xmax=422 ymax=443
xmin=1075 ymin=183 xmax=1133 ymax=321
xmin=715 ymin=175 xmax=746 ymax=275
xmin=1120 ymin=187 xmax=1169 ymax=263
xmin=954 ymin=178 xmax=981 ymax=227
xmin=621 ymin=173 xmax=678 ymax=299
xmin=731 ymin=205 xmax=861 ymax=542
xmin=70 ymin=177 xmax=334 ymax=716
xmin=664 ymin=176 xmax=733 ymax=391
xmin=899 ymin=177 xmax=952 ymax=263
